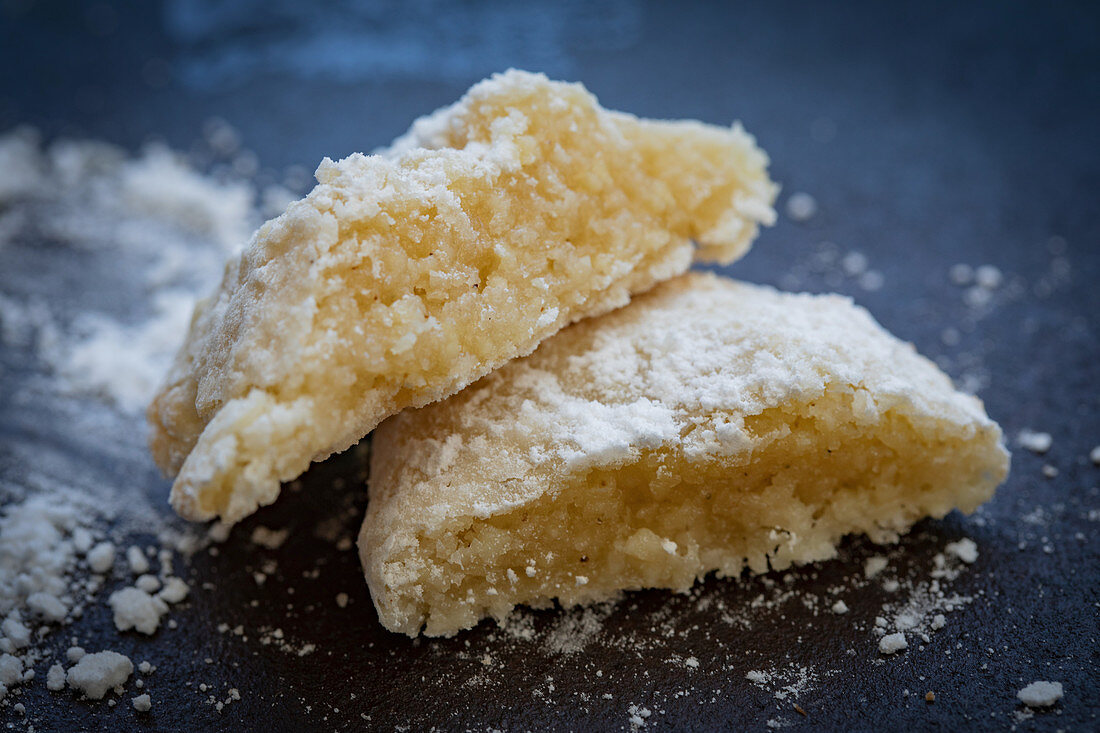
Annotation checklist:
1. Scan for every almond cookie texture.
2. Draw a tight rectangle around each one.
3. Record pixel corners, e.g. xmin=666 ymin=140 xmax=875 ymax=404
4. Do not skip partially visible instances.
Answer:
xmin=360 ymin=273 xmax=1009 ymax=637
xmin=148 ymin=70 xmax=777 ymax=523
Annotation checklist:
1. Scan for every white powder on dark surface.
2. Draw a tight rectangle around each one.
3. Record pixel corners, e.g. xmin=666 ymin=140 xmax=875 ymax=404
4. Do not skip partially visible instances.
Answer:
xmin=66 ymin=651 xmax=133 ymax=700
xmin=46 ymin=663 xmax=66 ymax=691
xmin=126 ymin=546 xmax=151 ymax=575
xmin=745 ymin=665 xmax=820 ymax=702
xmin=944 ymin=538 xmax=978 ymax=565
xmin=864 ymin=556 xmax=888 ymax=579
xmin=86 ymin=542 xmax=115 ymax=574
xmin=543 ymin=603 xmax=616 ymax=655
xmin=0 ymin=127 xmax=270 ymax=717
xmin=878 ymin=633 xmax=908 ymax=655
xmin=0 ymin=495 xmax=87 ymax=618
xmin=158 ymin=577 xmax=190 ymax=604
xmin=108 ymin=587 xmax=169 ymax=635
xmin=974 ymin=265 xmax=1003 ymax=290
xmin=784 ymin=192 xmax=817 ymax=222
xmin=135 ymin=574 xmax=161 ymax=594
xmin=0 ymin=654 xmax=23 ymax=685
xmin=132 ymin=692 xmax=152 ymax=712
xmin=1016 ymin=430 xmax=1052 ymax=454
xmin=27 ymin=591 xmax=68 ymax=623
xmin=1017 ymin=681 xmax=1063 ymax=708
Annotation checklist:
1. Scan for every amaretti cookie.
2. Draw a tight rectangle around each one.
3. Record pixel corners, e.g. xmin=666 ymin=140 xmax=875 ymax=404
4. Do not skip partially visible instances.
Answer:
xmin=148 ymin=70 xmax=777 ymax=523
xmin=359 ymin=273 xmax=1009 ymax=637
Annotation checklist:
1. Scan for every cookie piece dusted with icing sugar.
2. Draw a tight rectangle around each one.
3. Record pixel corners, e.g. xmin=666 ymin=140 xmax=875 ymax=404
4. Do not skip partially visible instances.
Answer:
xmin=148 ymin=70 xmax=777 ymax=523
xmin=360 ymin=273 xmax=1009 ymax=637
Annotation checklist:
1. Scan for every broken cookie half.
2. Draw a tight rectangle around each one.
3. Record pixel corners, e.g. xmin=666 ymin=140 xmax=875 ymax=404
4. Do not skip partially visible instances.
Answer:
xmin=359 ymin=272 xmax=1009 ymax=637
xmin=148 ymin=70 xmax=776 ymax=524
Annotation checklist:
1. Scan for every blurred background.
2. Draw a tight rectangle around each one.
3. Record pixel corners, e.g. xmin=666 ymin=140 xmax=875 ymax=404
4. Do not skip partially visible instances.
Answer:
xmin=0 ymin=1 xmax=1097 ymax=730
xmin=3 ymin=1 xmax=1097 ymax=308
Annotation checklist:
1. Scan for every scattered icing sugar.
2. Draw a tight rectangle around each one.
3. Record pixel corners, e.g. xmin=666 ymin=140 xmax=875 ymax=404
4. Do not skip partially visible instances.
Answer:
xmin=0 ymin=495 xmax=88 ymax=618
xmin=627 ymin=703 xmax=652 ymax=729
xmin=0 ymin=126 xmax=270 ymax=716
xmin=59 ymin=291 xmax=198 ymax=414
xmin=543 ymin=603 xmax=615 ymax=655
xmin=745 ymin=664 xmax=820 ymax=702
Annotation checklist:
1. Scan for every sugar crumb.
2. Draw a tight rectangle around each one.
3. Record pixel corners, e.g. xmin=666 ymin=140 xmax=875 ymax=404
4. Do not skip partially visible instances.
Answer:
xmin=1017 ymin=681 xmax=1063 ymax=708
xmin=250 ymin=526 xmax=290 ymax=550
xmin=944 ymin=538 xmax=978 ymax=565
xmin=864 ymin=556 xmax=888 ymax=579
xmin=785 ymin=192 xmax=817 ymax=222
xmin=108 ymin=587 xmax=169 ymax=635
xmin=878 ymin=633 xmax=907 ymax=655
xmin=66 ymin=650 xmax=133 ymax=700
xmin=126 ymin=545 xmax=150 ymax=575
xmin=1017 ymin=430 xmax=1052 ymax=454
xmin=46 ymin=663 xmax=67 ymax=691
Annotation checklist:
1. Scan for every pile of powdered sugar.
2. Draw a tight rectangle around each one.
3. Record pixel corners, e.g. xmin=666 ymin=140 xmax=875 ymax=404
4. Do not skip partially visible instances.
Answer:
xmin=0 ymin=124 xmax=291 ymax=721
xmin=0 ymin=126 xmax=260 ymax=414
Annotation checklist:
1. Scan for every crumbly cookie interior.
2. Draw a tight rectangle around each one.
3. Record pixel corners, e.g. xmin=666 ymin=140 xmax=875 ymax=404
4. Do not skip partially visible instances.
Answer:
xmin=379 ymin=387 xmax=1003 ymax=637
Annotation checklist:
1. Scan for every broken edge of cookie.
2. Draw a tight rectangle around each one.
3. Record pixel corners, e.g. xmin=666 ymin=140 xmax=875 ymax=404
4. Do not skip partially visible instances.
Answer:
xmin=359 ymin=273 xmax=1009 ymax=637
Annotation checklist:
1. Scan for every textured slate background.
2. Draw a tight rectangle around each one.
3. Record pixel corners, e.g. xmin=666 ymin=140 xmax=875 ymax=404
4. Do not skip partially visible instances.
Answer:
xmin=1 ymin=1 xmax=1098 ymax=731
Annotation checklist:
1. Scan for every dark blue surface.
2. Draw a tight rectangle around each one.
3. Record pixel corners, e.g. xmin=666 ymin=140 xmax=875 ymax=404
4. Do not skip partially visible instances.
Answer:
xmin=1 ymin=1 xmax=1098 ymax=731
